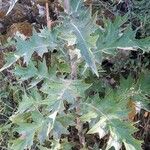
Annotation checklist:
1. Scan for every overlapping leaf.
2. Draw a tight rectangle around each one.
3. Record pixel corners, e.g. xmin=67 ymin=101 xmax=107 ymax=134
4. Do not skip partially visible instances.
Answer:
xmin=40 ymin=79 xmax=89 ymax=105
xmin=82 ymin=86 xmax=142 ymax=150
xmin=0 ymin=28 xmax=58 ymax=72
xmin=13 ymin=59 xmax=50 ymax=88
xmin=95 ymin=16 xmax=150 ymax=61
xmin=107 ymin=119 xmax=142 ymax=150
xmin=10 ymin=87 xmax=68 ymax=149
xmin=61 ymin=7 xmax=99 ymax=76
xmin=11 ymin=111 xmax=57 ymax=150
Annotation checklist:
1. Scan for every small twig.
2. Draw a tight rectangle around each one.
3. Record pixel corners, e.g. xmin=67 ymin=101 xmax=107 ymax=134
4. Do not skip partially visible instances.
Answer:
xmin=45 ymin=0 xmax=52 ymax=29
xmin=45 ymin=0 xmax=52 ymax=68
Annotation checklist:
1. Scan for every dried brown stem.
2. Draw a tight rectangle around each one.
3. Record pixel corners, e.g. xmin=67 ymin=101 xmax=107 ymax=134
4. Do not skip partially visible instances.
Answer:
xmin=45 ymin=0 xmax=52 ymax=29
xmin=45 ymin=0 xmax=52 ymax=67
xmin=76 ymin=97 xmax=86 ymax=147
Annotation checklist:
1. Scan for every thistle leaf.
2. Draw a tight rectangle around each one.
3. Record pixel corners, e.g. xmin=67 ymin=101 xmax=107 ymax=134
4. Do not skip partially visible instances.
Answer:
xmin=95 ymin=16 xmax=150 ymax=58
xmin=84 ymin=88 xmax=143 ymax=150
xmin=0 ymin=28 xmax=58 ymax=72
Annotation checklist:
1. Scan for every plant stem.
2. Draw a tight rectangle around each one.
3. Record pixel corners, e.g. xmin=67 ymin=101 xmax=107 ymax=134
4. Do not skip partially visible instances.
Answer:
xmin=45 ymin=0 xmax=52 ymax=29
xmin=45 ymin=0 xmax=52 ymax=67
xmin=69 ymin=49 xmax=86 ymax=147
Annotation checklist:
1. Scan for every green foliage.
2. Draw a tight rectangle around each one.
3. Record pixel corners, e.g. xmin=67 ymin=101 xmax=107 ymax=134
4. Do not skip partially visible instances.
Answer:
xmin=82 ymin=81 xmax=143 ymax=150
xmin=132 ymin=0 xmax=150 ymax=37
xmin=60 ymin=2 xmax=99 ymax=76
xmin=95 ymin=16 xmax=150 ymax=57
xmin=0 ymin=28 xmax=59 ymax=72
xmin=0 ymin=0 xmax=150 ymax=149
xmin=7 ymin=77 xmax=88 ymax=149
